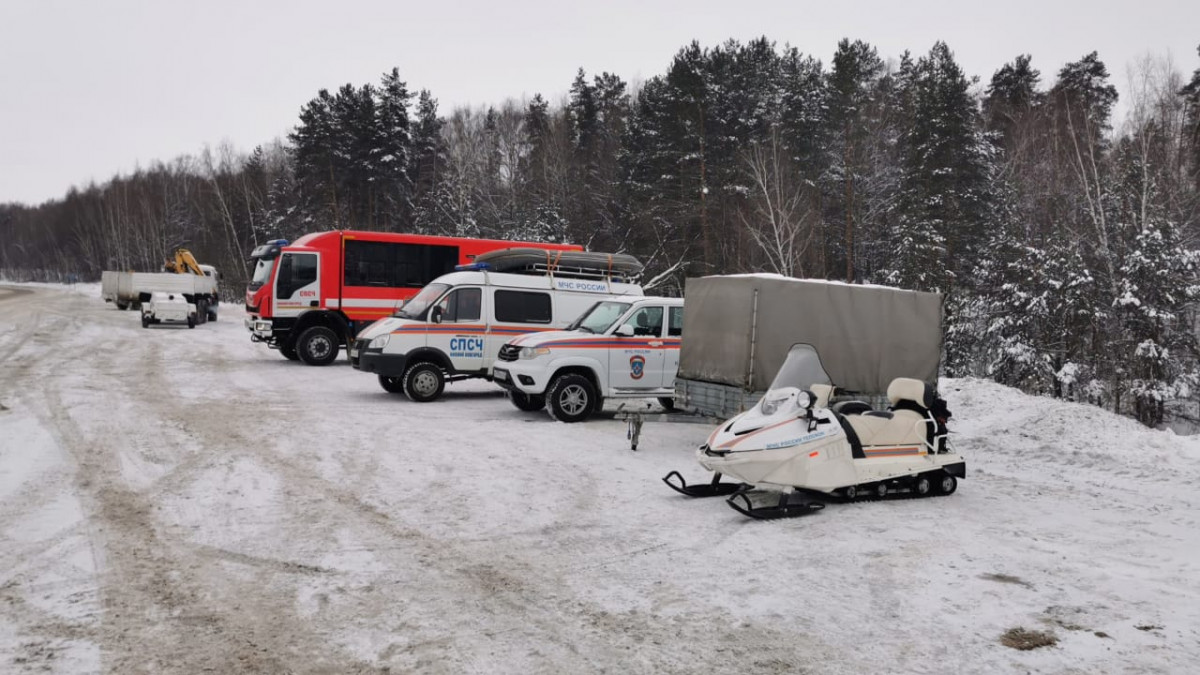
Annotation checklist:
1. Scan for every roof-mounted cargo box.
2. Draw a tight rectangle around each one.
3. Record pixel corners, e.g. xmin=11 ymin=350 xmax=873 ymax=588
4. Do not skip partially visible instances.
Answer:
xmin=459 ymin=248 xmax=644 ymax=283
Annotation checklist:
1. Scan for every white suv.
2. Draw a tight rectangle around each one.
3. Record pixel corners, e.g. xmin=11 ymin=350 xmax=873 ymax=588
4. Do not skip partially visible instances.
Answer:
xmin=493 ymin=297 xmax=684 ymax=422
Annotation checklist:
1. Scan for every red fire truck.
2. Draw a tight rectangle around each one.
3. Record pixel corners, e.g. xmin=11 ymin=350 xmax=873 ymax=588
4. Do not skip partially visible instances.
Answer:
xmin=244 ymin=230 xmax=582 ymax=365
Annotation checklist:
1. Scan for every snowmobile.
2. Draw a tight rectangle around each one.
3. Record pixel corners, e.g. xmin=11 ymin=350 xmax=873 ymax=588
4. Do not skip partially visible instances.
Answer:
xmin=663 ymin=343 xmax=965 ymax=519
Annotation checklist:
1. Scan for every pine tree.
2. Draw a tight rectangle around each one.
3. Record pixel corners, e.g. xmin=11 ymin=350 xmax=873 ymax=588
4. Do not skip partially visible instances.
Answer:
xmin=375 ymin=68 xmax=414 ymax=231
xmin=409 ymin=90 xmax=449 ymax=233
xmin=824 ymin=39 xmax=886 ymax=281
xmin=885 ymin=42 xmax=994 ymax=292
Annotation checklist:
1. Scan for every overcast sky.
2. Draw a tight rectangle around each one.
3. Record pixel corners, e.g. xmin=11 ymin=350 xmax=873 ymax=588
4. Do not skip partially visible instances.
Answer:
xmin=2 ymin=0 xmax=1197 ymax=205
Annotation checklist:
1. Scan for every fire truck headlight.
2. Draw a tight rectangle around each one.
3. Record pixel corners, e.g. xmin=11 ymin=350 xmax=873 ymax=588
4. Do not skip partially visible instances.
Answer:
xmin=370 ymin=334 xmax=391 ymax=349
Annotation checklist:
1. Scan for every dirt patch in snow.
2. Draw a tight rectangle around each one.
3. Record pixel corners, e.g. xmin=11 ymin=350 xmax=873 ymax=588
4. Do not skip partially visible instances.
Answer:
xmin=1000 ymin=627 xmax=1059 ymax=650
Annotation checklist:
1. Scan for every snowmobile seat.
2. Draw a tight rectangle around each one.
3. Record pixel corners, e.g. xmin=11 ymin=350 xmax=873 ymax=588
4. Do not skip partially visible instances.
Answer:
xmin=832 ymin=400 xmax=873 ymax=416
xmin=843 ymin=378 xmax=935 ymax=449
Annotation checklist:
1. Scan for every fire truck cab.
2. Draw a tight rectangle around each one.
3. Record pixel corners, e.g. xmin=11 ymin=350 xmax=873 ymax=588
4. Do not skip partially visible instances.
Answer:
xmin=244 ymin=230 xmax=581 ymax=365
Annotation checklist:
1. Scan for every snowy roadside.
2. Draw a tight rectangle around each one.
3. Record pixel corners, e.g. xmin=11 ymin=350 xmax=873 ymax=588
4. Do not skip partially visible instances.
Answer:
xmin=1 ymin=283 xmax=1197 ymax=673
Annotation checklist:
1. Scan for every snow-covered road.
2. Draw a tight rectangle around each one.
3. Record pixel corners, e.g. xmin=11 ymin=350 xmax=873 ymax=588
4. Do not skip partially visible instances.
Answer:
xmin=1 ymin=283 xmax=1197 ymax=673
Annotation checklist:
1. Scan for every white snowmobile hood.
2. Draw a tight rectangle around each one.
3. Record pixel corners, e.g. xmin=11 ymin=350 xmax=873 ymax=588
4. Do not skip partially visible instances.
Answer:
xmin=705 ymin=388 xmax=837 ymax=454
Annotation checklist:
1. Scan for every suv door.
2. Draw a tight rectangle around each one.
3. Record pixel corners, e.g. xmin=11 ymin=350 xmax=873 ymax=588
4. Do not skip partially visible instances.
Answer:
xmin=608 ymin=305 xmax=667 ymax=390
xmin=434 ymin=286 xmax=485 ymax=373
xmin=273 ymin=252 xmax=319 ymax=318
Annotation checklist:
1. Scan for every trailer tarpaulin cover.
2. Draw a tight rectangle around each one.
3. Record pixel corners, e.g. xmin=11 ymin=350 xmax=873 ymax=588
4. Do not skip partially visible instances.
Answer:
xmin=679 ymin=275 xmax=943 ymax=395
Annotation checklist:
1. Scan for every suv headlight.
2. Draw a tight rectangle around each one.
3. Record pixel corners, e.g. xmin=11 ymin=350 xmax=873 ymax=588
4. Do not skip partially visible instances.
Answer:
xmin=520 ymin=346 xmax=550 ymax=359
xmin=370 ymin=334 xmax=391 ymax=349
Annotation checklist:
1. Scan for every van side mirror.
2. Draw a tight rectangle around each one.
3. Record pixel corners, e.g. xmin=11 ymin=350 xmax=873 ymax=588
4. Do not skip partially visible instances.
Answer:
xmin=615 ymin=324 xmax=635 ymax=337
xmin=430 ymin=306 xmax=443 ymax=324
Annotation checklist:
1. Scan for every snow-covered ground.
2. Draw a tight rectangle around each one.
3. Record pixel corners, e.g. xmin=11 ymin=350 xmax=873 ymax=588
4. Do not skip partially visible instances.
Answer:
xmin=1 ymin=282 xmax=1197 ymax=674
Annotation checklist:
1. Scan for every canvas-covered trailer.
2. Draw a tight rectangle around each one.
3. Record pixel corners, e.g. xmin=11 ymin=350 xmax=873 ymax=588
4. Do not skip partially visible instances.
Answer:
xmin=675 ymin=274 xmax=944 ymax=418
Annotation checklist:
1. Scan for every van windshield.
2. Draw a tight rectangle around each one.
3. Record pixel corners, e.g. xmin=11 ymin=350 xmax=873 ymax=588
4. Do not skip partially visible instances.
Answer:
xmin=398 ymin=283 xmax=450 ymax=319
xmin=568 ymin=301 xmax=632 ymax=334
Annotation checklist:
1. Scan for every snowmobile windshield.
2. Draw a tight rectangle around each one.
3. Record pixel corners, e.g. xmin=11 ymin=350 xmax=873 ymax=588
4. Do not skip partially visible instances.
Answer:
xmin=248 ymin=258 xmax=275 ymax=292
xmin=397 ymin=283 xmax=450 ymax=319
xmin=567 ymin=301 xmax=632 ymax=334
xmin=765 ymin=344 xmax=832 ymax=395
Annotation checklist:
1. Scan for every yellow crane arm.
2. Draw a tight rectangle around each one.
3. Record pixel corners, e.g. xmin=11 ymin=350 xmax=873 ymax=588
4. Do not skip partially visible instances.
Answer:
xmin=164 ymin=248 xmax=204 ymax=275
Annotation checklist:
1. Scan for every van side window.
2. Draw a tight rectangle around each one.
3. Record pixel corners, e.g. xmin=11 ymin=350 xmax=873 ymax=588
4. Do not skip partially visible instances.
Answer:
xmin=668 ymin=306 xmax=683 ymax=337
xmin=622 ymin=306 xmax=664 ymax=337
xmin=438 ymin=287 xmax=481 ymax=322
xmin=495 ymin=290 xmax=552 ymax=323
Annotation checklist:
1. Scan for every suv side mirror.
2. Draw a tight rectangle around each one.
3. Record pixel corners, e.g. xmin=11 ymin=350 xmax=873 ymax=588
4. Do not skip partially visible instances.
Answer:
xmin=430 ymin=306 xmax=443 ymax=324
xmin=615 ymin=324 xmax=635 ymax=337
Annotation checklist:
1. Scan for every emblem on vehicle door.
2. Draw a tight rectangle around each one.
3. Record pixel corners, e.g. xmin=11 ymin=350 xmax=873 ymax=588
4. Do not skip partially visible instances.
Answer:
xmin=629 ymin=355 xmax=646 ymax=380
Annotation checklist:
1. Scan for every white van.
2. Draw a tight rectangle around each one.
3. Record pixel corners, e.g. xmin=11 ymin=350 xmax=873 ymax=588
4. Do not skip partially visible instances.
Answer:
xmin=352 ymin=269 xmax=643 ymax=401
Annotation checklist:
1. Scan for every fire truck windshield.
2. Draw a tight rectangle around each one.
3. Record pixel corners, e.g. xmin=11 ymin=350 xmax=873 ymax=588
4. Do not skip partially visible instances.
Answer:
xmin=248 ymin=258 xmax=275 ymax=291
xmin=397 ymin=283 xmax=450 ymax=319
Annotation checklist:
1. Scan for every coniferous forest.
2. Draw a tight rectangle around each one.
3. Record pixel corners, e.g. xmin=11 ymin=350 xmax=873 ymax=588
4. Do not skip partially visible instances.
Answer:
xmin=4 ymin=39 xmax=1200 ymax=427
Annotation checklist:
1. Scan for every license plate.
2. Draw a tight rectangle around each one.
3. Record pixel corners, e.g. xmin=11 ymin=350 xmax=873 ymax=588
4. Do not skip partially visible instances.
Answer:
xmin=494 ymin=368 xmax=508 ymax=382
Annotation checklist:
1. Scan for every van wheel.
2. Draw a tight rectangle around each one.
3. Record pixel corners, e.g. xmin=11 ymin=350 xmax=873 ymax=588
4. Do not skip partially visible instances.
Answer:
xmin=297 ymin=326 xmax=339 ymax=366
xmin=547 ymin=374 xmax=597 ymax=423
xmin=657 ymin=396 xmax=675 ymax=411
xmin=379 ymin=375 xmax=404 ymax=394
xmin=279 ymin=343 xmax=300 ymax=361
xmin=403 ymin=362 xmax=445 ymax=402
xmin=509 ymin=391 xmax=545 ymax=412
xmin=187 ymin=316 xmax=196 ymax=329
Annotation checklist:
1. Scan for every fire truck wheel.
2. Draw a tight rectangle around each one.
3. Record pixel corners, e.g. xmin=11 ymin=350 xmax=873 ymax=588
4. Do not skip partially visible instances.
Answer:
xmin=279 ymin=343 xmax=300 ymax=361
xmin=378 ymin=375 xmax=405 ymax=394
xmin=403 ymin=362 xmax=445 ymax=402
xmin=297 ymin=326 xmax=339 ymax=366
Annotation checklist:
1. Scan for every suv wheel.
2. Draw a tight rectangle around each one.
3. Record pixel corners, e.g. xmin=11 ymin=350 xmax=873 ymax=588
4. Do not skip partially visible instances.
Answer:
xmin=403 ymin=362 xmax=445 ymax=402
xmin=297 ymin=326 xmax=339 ymax=366
xmin=547 ymin=373 xmax=598 ymax=423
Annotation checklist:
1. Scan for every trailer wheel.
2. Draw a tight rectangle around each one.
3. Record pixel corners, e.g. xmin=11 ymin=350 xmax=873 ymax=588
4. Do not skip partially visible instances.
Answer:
xmin=509 ymin=391 xmax=545 ymax=412
xmin=403 ymin=362 xmax=445 ymax=402
xmin=935 ymin=473 xmax=958 ymax=496
xmin=297 ymin=326 xmax=339 ymax=366
xmin=117 ymin=302 xmax=129 ymax=311
xmin=913 ymin=475 xmax=932 ymax=497
xmin=546 ymin=374 xmax=598 ymax=423
xmin=279 ymin=343 xmax=300 ymax=361
xmin=378 ymin=375 xmax=404 ymax=394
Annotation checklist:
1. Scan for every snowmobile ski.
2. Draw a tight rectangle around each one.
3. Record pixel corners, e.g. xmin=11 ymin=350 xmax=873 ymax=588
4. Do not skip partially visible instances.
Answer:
xmin=662 ymin=471 xmax=744 ymax=498
xmin=725 ymin=487 xmax=826 ymax=520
